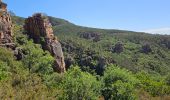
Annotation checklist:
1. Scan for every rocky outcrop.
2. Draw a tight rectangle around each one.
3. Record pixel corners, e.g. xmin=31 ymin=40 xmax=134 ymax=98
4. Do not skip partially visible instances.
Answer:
xmin=80 ymin=32 xmax=101 ymax=42
xmin=0 ymin=1 xmax=13 ymax=45
xmin=24 ymin=13 xmax=65 ymax=73
xmin=65 ymin=55 xmax=75 ymax=69
xmin=141 ymin=44 xmax=152 ymax=54
xmin=113 ymin=42 xmax=124 ymax=53
xmin=14 ymin=47 xmax=24 ymax=60
xmin=96 ymin=57 xmax=107 ymax=75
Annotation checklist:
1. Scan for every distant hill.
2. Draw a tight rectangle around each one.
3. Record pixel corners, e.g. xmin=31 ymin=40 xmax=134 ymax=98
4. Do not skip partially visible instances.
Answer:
xmin=144 ymin=28 xmax=170 ymax=35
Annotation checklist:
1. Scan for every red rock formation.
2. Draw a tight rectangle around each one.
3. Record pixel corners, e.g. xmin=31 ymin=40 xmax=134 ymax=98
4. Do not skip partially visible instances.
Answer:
xmin=0 ymin=1 xmax=13 ymax=45
xmin=24 ymin=13 xmax=65 ymax=73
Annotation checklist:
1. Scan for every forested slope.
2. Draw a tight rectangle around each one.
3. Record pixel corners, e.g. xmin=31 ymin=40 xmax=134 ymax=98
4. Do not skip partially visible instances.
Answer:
xmin=0 ymin=15 xmax=169 ymax=99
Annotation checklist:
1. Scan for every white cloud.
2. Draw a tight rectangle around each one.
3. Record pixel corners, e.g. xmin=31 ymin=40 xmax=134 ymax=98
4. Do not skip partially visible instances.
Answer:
xmin=142 ymin=28 xmax=170 ymax=35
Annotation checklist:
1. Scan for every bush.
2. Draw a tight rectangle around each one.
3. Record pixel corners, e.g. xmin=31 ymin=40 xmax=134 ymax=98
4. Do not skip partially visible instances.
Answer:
xmin=102 ymin=65 xmax=139 ymax=100
xmin=165 ymin=74 xmax=170 ymax=86
xmin=0 ymin=47 xmax=14 ymax=67
xmin=0 ymin=61 xmax=10 ymax=81
xmin=22 ymin=41 xmax=54 ymax=75
xmin=60 ymin=66 xmax=101 ymax=100
xmin=136 ymin=71 xmax=170 ymax=96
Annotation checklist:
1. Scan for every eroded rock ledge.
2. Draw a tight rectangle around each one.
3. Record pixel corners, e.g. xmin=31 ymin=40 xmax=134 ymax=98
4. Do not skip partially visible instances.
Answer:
xmin=24 ymin=13 xmax=65 ymax=73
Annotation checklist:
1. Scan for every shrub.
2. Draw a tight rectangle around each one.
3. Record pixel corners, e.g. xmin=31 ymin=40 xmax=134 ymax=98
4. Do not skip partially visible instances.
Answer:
xmin=0 ymin=61 xmax=10 ymax=81
xmin=60 ymin=66 xmax=101 ymax=100
xmin=165 ymin=74 xmax=170 ymax=86
xmin=102 ymin=65 xmax=139 ymax=100
xmin=22 ymin=41 xmax=54 ymax=75
xmin=136 ymin=71 xmax=170 ymax=96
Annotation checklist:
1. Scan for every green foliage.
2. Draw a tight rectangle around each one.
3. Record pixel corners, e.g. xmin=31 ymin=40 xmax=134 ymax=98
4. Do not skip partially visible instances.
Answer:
xmin=165 ymin=74 xmax=170 ymax=86
xmin=0 ymin=15 xmax=169 ymax=99
xmin=50 ymin=15 xmax=170 ymax=75
xmin=0 ymin=47 xmax=14 ymax=66
xmin=102 ymin=65 xmax=139 ymax=100
xmin=136 ymin=71 xmax=170 ymax=96
xmin=12 ymin=15 xmax=170 ymax=76
xmin=11 ymin=16 xmax=25 ymax=25
xmin=0 ymin=61 xmax=10 ymax=81
xmin=0 ymin=25 xmax=58 ymax=99
xmin=0 ymin=47 xmax=14 ymax=81
xmin=60 ymin=66 xmax=101 ymax=100
xmin=22 ymin=41 xmax=54 ymax=75
xmin=42 ymin=73 xmax=64 ymax=88
xmin=0 ymin=73 xmax=58 ymax=99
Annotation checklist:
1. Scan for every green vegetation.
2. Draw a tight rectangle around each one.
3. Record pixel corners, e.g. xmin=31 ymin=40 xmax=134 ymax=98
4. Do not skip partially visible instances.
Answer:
xmin=102 ymin=65 xmax=139 ymax=100
xmin=43 ymin=17 xmax=170 ymax=76
xmin=0 ymin=16 xmax=170 ymax=99
xmin=59 ymin=66 xmax=101 ymax=100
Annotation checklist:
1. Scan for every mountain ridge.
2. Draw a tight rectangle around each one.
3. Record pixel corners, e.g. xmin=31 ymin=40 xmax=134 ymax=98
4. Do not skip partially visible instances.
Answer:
xmin=143 ymin=28 xmax=170 ymax=35
xmin=12 ymin=15 xmax=151 ymax=35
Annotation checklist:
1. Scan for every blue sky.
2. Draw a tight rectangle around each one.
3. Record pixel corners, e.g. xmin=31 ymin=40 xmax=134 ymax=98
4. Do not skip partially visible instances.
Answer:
xmin=4 ymin=0 xmax=170 ymax=31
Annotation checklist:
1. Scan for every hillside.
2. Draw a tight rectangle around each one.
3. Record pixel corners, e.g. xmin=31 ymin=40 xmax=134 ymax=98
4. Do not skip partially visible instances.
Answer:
xmin=11 ymin=15 xmax=170 ymax=75
xmin=49 ymin=16 xmax=170 ymax=75
xmin=0 ymin=14 xmax=169 ymax=99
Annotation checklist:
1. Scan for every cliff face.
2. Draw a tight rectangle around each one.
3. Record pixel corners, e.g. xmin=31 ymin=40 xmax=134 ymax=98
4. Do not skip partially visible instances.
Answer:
xmin=24 ymin=13 xmax=65 ymax=73
xmin=0 ymin=2 xmax=13 ymax=45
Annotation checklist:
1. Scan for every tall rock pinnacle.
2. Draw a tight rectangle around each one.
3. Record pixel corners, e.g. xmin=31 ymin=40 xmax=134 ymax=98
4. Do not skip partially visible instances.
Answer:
xmin=24 ymin=13 xmax=66 ymax=73
xmin=0 ymin=1 xmax=13 ymax=45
